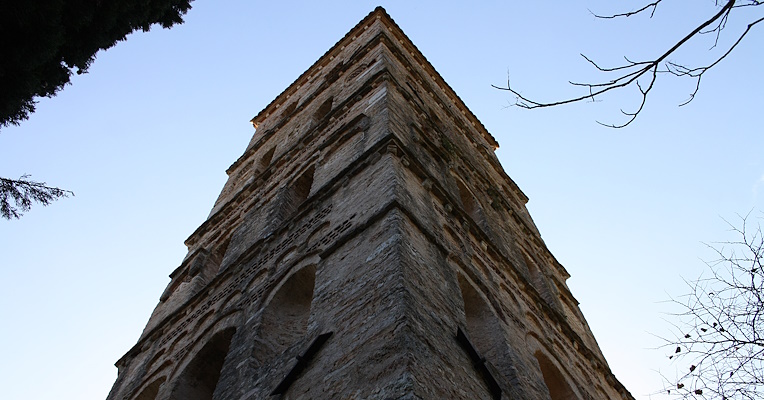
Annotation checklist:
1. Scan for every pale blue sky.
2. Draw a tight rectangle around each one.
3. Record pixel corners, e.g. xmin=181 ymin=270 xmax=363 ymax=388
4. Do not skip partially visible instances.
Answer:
xmin=1 ymin=1 xmax=762 ymax=399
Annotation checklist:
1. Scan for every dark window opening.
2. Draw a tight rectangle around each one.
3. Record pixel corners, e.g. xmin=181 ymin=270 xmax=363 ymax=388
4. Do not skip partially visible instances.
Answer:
xmin=283 ymin=101 xmax=297 ymax=116
xmin=260 ymin=265 xmax=316 ymax=355
xmin=534 ymin=351 xmax=578 ymax=400
xmin=458 ymin=274 xmax=517 ymax=398
xmin=313 ymin=97 xmax=333 ymax=123
xmin=522 ymin=252 xmax=558 ymax=308
xmin=455 ymin=178 xmax=481 ymax=224
xmin=292 ymin=165 xmax=315 ymax=206
xmin=134 ymin=377 xmax=166 ymax=400
xmin=459 ymin=274 xmax=503 ymax=364
xmin=268 ymin=165 xmax=316 ymax=232
xmin=168 ymin=328 xmax=236 ymax=400
xmin=256 ymin=147 xmax=275 ymax=176
xmin=279 ymin=165 xmax=315 ymax=221
xmin=211 ymin=236 xmax=232 ymax=274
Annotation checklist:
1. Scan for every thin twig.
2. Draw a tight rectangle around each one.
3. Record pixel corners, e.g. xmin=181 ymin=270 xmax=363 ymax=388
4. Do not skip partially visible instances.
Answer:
xmin=494 ymin=0 xmax=756 ymax=127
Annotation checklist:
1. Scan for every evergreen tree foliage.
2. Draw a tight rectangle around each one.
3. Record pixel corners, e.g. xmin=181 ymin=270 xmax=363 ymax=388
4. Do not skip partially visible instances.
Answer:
xmin=0 ymin=0 xmax=193 ymax=128
xmin=0 ymin=175 xmax=73 ymax=219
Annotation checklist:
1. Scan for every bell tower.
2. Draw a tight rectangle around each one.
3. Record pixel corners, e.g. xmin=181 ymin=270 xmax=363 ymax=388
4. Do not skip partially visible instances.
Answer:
xmin=107 ymin=7 xmax=634 ymax=400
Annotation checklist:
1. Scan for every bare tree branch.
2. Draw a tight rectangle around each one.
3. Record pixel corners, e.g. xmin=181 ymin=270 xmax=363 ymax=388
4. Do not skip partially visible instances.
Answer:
xmin=668 ymin=15 xmax=764 ymax=106
xmin=660 ymin=212 xmax=764 ymax=399
xmin=0 ymin=175 xmax=74 ymax=219
xmin=495 ymin=0 xmax=762 ymax=127
xmin=590 ymin=0 xmax=663 ymax=19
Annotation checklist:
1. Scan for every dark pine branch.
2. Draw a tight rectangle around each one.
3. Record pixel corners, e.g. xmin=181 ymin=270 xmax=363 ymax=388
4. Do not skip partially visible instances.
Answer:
xmin=0 ymin=175 xmax=74 ymax=219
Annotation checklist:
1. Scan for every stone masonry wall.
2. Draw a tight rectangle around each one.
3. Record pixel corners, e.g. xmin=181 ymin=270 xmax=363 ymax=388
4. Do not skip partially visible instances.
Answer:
xmin=107 ymin=8 xmax=634 ymax=400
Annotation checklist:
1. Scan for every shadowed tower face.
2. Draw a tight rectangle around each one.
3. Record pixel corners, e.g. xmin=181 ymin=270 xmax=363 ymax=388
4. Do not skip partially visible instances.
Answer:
xmin=106 ymin=7 xmax=634 ymax=400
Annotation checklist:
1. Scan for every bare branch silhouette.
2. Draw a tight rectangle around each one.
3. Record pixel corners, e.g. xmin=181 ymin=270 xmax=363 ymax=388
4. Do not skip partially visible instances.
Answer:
xmin=495 ymin=0 xmax=762 ymax=127
xmin=659 ymin=212 xmax=764 ymax=399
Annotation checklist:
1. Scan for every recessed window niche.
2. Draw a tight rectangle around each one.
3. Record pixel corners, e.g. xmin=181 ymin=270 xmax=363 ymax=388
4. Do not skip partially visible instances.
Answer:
xmin=259 ymin=265 xmax=316 ymax=354
xmin=168 ymin=328 xmax=236 ymax=400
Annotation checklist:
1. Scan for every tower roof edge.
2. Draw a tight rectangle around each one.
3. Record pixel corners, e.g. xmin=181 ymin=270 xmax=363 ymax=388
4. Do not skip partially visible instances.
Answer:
xmin=248 ymin=7 xmax=499 ymax=150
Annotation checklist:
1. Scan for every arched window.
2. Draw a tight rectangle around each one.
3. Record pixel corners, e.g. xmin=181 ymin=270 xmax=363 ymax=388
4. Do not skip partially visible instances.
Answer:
xmin=534 ymin=351 xmax=578 ymax=400
xmin=313 ymin=97 xmax=333 ymax=123
xmin=279 ymin=165 xmax=315 ymax=222
xmin=522 ymin=252 xmax=559 ymax=309
xmin=202 ymin=236 xmax=233 ymax=275
xmin=259 ymin=265 xmax=316 ymax=355
xmin=454 ymin=177 xmax=488 ymax=231
xmin=455 ymin=179 xmax=478 ymax=219
xmin=283 ymin=101 xmax=298 ymax=117
xmin=270 ymin=165 xmax=316 ymax=230
xmin=256 ymin=146 xmax=275 ymax=176
xmin=458 ymin=274 xmax=506 ymax=369
xmin=168 ymin=328 xmax=236 ymax=400
xmin=134 ymin=377 xmax=165 ymax=400
xmin=291 ymin=165 xmax=315 ymax=208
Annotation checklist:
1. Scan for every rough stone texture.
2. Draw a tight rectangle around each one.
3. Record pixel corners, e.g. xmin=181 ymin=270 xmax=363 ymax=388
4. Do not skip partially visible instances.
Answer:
xmin=107 ymin=7 xmax=635 ymax=400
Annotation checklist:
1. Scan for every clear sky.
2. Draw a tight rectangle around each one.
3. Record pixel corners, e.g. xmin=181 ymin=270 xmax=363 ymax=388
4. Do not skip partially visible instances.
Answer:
xmin=1 ymin=1 xmax=762 ymax=399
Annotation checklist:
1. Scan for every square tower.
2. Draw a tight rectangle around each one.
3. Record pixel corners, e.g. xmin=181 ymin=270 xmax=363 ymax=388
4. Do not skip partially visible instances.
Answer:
xmin=107 ymin=7 xmax=634 ymax=400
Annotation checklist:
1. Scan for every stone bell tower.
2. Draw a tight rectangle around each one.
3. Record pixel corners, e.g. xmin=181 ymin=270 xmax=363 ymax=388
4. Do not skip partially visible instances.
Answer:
xmin=107 ymin=7 xmax=634 ymax=400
